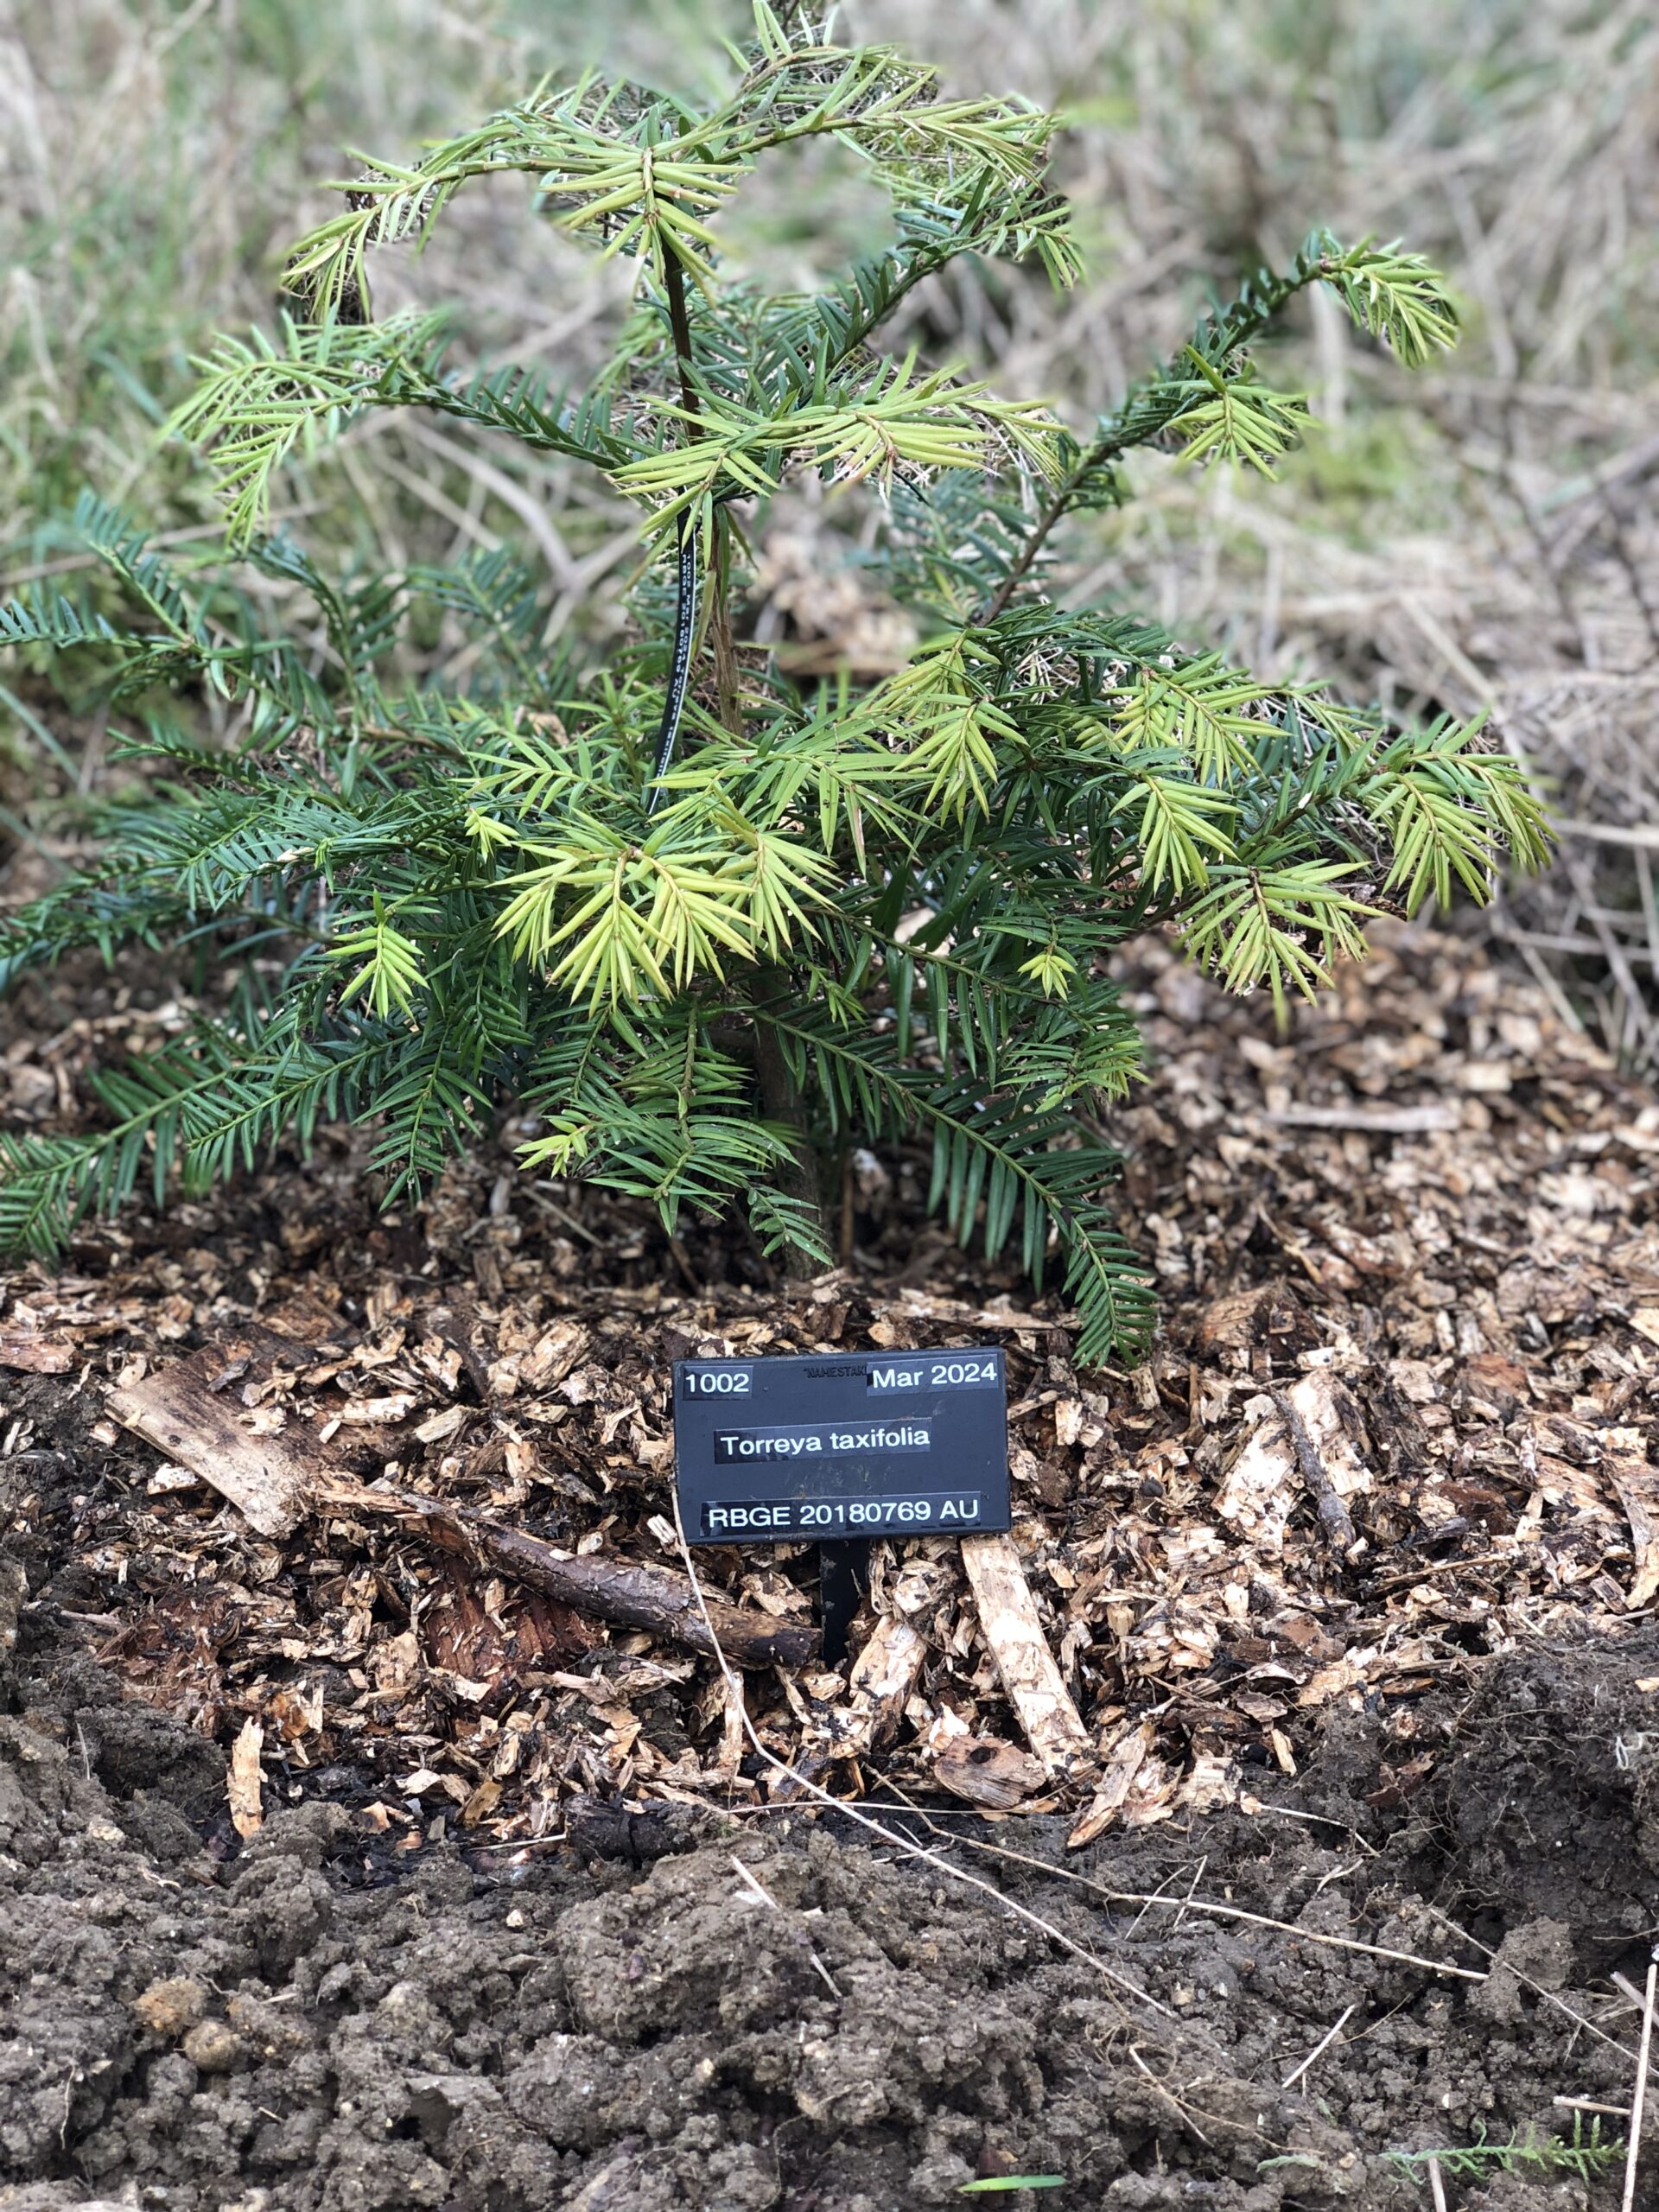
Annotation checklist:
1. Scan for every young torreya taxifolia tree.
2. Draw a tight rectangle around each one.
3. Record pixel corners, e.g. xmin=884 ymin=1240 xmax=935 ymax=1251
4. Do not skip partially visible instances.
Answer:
xmin=0 ymin=8 xmax=1548 ymax=1362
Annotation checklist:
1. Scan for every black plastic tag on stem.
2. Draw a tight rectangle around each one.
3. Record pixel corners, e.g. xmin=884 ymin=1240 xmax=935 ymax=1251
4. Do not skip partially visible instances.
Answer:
xmin=671 ymin=1347 xmax=1010 ymax=1669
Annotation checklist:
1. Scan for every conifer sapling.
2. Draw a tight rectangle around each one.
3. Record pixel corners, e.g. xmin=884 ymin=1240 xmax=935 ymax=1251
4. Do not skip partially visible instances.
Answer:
xmin=0 ymin=7 xmax=1548 ymax=1361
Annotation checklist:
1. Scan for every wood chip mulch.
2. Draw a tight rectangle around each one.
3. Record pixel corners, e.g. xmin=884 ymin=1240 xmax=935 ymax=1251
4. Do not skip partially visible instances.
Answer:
xmin=4 ymin=918 xmax=1658 ymax=1853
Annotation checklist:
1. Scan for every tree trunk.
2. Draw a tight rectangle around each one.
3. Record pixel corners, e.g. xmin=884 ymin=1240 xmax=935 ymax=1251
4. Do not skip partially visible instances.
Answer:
xmin=659 ymin=250 xmax=830 ymax=1274
xmin=752 ymin=964 xmax=830 ymax=1275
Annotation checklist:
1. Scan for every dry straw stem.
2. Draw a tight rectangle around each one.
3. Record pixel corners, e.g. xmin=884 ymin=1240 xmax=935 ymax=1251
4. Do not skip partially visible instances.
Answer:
xmin=1281 ymin=2001 xmax=1356 ymax=2090
xmin=853 ymin=1810 xmax=1641 ymax=2071
xmin=1425 ymin=1910 xmax=1637 ymax=2061
xmin=1621 ymin=1949 xmax=1657 ymax=2212
xmin=892 ymin=1813 xmax=1490 ymax=1986
xmin=728 ymin=1852 xmax=843 ymax=1999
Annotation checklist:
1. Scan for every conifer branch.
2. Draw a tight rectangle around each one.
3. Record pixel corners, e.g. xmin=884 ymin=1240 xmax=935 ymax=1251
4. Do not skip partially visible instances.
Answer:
xmin=981 ymin=228 xmax=1459 ymax=620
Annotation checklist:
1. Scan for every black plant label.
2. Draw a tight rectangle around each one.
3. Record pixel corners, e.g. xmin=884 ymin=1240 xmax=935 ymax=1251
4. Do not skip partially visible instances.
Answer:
xmin=673 ymin=1348 xmax=1011 ymax=1544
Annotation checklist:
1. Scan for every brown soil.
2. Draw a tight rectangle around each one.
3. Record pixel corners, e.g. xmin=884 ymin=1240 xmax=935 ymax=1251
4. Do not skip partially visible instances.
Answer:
xmin=6 ymin=921 xmax=1659 ymax=2207
xmin=3 ymin=1592 xmax=1657 ymax=2210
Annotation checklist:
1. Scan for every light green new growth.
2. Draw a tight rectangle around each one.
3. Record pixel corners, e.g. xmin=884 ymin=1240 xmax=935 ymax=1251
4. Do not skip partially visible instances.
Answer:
xmin=1387 ymin=2117 xmax=1624 ymax=2188
xmin=0 ymin=4 xmax=1548 ymax=1361
xmin=957 ymin=2177 xmax=1068 ymax=2194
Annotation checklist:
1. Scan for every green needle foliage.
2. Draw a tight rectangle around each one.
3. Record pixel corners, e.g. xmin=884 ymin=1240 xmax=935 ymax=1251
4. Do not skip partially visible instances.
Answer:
xmin=0 ymin=5 xmax=1548 ymax=1363
xmin=1387 ymin=2118 xmax=1624 ymax=2188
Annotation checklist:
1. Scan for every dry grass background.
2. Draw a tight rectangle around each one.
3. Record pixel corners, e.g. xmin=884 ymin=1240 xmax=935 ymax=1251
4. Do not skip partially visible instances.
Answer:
xmin=3 ymin=0 xmax=1658 ymax=1057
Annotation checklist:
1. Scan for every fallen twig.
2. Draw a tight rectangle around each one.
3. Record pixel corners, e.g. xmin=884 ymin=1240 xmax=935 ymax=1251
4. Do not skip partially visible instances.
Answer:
xmin=114 ymin=1323 xmax=817 ymax=1665
xmin=1271 ymin=1385 xmax=1362 ymax=1560
xmin=1554 ymin=817 xmax=1659 ymax=851
xmin=333 ymin=1481 xmax=817 ymax=1669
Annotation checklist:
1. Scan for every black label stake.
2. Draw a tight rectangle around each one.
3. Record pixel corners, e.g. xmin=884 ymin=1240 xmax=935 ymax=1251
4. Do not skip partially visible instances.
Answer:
xmin=819 ymin=1539 xmax=868 ymax=1670
xmin=671 ymin=1347 xmax=1011 ymax=1669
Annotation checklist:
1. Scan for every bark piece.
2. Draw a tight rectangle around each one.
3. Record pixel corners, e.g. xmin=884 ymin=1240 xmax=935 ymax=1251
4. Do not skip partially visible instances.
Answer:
xmin=1066 ymin=1719 xmax=1154 ymax=1850
xmin=335 ymin=1483 xmax=818 ymax=1669
xmin=960 ymin=1531 xmax=1090 ymax=1776
xmin=228 ymin=1718 xmax=264 ymax=1839
xmin=0 ymin=1329 xmax=73 ymax=1374
xmin=935 ymin=1734 xmax=1047 ymax=1809
xmin=1604 ymin=1430 xmax=1659 ymax=1610
xmin=1268 ymin=1372 xmax=1371 ymax=1563
xmin=109 ymin=1338 xmax=319 ymax=1538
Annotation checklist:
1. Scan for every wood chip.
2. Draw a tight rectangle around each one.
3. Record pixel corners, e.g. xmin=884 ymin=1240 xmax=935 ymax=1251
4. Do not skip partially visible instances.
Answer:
xmin=836 ymin=1613 xmax=927 ymax=1758
xmin=461 ymin=1778 xmax=502 ymax=1827
xmin=109 ymin=1348 xmax=317 ymax=1538
xmin=227 ymin=1719 xmax=264 ymax=1839
xmin=1216 ymin=1419 xmax=1296 ymax=1554
xmin=1067 ymin=1719 xmax=1154 ymax=1849
xmin=934 ymin=1734 xmax=1048 ymax=1809
xmin=0 ymin=1330 xmax=73 ymax=1375
xmin=145 ymin=1464 xmax=200 ymax=1497
xmin=335 ymin=1391 xmax=417 ymax=1424
xmin=960 ymin=1532 xmax=1090 ymax=1776
xmin=1262 ymin=1103 xmax=1460 ymax=1135
xmin=1605 ymin=1433 xmax=1659 ymax=1611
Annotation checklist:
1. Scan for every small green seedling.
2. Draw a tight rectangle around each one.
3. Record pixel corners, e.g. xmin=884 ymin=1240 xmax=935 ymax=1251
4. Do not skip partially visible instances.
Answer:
xmin=957 ymin=2179 xmax=1067 ymax=2195
xmin=0 ymin=7 xmax=1547 ymax=1351
xmin=1386 ymin=2116 xmax=1624 ymax=2188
